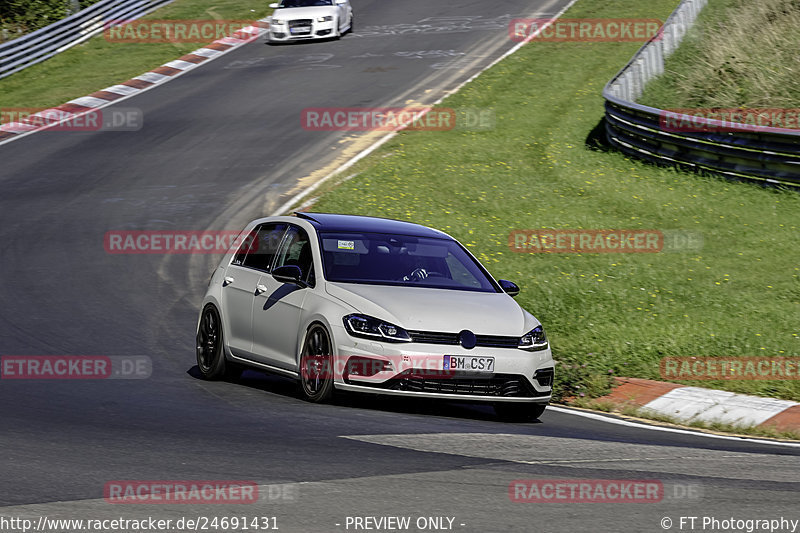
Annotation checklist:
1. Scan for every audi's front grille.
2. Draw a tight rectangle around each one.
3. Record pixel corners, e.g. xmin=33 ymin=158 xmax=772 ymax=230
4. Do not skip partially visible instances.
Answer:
xmin=288 ymin=19 xmax=313 ymax=28
xmin=407 ymin=330 xmax=520 ymax=349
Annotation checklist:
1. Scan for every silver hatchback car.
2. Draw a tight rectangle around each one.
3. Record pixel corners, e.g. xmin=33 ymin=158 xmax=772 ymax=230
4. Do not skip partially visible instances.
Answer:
xmin=196 ymin=213 xmax=554 ymax=420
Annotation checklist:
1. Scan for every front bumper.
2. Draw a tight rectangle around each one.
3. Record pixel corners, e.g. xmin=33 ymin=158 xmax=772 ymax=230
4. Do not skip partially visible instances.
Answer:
xmin=331 ymin=326 xmax=554 ymax=403
xmin=268 ymin=19 xmax=336 ymax=41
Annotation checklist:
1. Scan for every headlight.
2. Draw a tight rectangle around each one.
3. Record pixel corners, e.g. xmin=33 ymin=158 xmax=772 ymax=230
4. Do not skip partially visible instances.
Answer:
xmin=519 ymin=325 xmax=548 ymax=351
xmin=343 ymin=314 xmax=411 ymax=343
xmin=271 ymin=18 xmax=284 ymax=24
xmin=317 ymin=15 xmax=333 ymax=22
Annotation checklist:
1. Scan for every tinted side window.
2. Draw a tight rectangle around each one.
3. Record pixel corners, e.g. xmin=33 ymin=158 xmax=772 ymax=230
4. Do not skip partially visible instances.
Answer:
xmin=234 ymin=223 xmax=287 ymax=272
xmin=274 ymin=226 xmax=315 ymax=286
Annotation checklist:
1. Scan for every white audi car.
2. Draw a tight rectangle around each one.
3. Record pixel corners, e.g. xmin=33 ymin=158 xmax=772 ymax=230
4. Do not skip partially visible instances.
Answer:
xmin=267 ymin=0 xmax=353 ymax=43
xmin=196 ymin=213 xmax=553 ymax=420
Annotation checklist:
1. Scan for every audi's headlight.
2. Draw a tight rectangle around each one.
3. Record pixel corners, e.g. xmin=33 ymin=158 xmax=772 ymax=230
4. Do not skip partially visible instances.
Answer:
xmin=343 ymin=314 xmax=411 ymax=343
xmin=317 ymin=15 xmax=333 ymax=22
xmin=271 ymin=18 xmax=284 ymax=24
xmin=519 ymin=325 xmax=548 ymax=351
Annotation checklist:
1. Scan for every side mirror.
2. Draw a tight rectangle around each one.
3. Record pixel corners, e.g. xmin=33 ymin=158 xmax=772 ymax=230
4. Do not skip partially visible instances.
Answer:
xmin=498 ymin=279 xmax=520 ymax=297
xmin=272 ymin=265 xmax=306 ymax=286
xmin=269 ymin=3 xmax=279 ymax=8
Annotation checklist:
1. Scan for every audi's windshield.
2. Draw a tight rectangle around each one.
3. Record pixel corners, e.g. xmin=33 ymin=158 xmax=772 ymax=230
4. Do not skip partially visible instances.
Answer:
xmin=278 ymin=0 xmax=333 ymax=7
xmin=318 ymin=232 xmax=499 ymax=292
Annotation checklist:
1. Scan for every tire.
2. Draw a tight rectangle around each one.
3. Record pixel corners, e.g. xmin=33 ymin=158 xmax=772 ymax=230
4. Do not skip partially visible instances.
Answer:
xmin=347 ymin=15 xmax=353 ymax=34
xmin=196 ymin=305 xmax=240 ymax=380
xmin=494 ymin=402 xmax=547 ymax=422
xmin=299 ymin=323 xmax=335 ymax=402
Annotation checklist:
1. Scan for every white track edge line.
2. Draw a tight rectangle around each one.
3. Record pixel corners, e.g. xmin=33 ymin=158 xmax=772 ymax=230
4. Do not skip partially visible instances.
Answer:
xmin=548 ymin=406 xmax=800 ymax=448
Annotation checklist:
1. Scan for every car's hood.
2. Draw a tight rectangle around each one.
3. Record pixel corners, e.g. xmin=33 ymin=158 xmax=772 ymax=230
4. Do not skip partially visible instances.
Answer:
xmin=325 ymin=282 xmax=538 ymax=336
xmin=273 ymin=6 xmax=337 ymax=19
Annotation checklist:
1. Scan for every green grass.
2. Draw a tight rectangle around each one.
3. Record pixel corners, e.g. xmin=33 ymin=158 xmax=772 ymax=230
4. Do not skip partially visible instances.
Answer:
xmin=640 ymin=0 xmax=800 ymax=108
xmin=305 ymin=0 xmax=800 ymax=402
xmin=0 ymin=0 xmax=271 ymax=109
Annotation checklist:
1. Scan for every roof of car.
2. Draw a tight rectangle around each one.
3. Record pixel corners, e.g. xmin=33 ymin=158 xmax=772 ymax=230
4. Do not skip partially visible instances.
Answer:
xmin=295 ymin=212 xmax=451 ymax=239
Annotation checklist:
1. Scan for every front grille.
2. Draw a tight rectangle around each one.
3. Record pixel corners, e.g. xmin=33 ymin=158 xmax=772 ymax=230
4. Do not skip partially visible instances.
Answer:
xmin=408 ymin=330 xmax=458 ymax=345
xmin=408 ymin=330 xmax=520 ymax=349
xmin=349 ymin=370 xmax=547 ymax=398
xmin=475 ymin=335 xmax=521 ymax=349
xmin=288 ymin=19 xmax=313 ymax=35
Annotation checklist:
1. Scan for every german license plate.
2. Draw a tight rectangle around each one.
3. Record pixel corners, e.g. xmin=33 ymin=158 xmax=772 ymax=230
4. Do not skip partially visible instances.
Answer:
xmin=291 ymin=26 xmax=311 ymax=34
xmin=443 ymin=355 xmax=494 ymax=372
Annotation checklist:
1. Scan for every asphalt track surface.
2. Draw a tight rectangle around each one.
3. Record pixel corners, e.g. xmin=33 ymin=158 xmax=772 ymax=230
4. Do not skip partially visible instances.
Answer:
xmin=1 ymin=1 xmax=799 ymax=531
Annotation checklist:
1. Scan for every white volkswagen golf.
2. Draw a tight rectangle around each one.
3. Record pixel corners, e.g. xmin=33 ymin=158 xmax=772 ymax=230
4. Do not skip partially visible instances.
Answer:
xmin=267 ymin=0 xmax=353 ymax=43
xmin=196 ymin=213 xmax=553 ymax=420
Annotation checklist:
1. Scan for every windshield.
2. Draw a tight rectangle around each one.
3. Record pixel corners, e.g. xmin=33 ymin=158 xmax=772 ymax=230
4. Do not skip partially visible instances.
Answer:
xmin=279 ymin=0 xmax=333 ymax=7
xmin=319 ymin=232 xmax=499 ymax=292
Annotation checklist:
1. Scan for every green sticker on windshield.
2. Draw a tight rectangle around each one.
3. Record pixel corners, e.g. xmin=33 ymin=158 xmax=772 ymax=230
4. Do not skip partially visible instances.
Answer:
xmin=338 ymin=240 xmax=355 ymax=250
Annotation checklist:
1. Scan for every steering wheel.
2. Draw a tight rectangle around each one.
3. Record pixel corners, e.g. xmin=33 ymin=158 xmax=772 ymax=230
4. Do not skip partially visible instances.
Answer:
xmin=402 ymin=268 xmax=446 ymax=282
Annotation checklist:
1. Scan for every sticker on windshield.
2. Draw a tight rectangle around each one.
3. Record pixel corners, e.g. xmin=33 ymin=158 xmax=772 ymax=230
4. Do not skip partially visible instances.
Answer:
xmin=338 ymin=240 xmax=355 ymax=250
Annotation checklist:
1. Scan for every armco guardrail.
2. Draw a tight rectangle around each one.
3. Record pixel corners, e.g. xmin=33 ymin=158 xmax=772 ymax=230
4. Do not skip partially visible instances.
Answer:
xmin=0 ymin=0 xmax=175 ymax=80
xmin=603 ymin=0 xmax=800 ymax=187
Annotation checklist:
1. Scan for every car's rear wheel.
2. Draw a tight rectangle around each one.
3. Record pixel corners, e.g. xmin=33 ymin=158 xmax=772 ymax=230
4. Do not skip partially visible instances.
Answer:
xmin=494 ymin=402 xmax=547 ymax=422
xmin=196 ymin=305 xmax=241 ymax=380
xmin=299 ymin=324 xmax=335 ymax=402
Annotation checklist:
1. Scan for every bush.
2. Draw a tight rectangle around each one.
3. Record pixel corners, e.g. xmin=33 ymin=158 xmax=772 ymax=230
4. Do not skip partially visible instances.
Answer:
xmin=1 ymin=0 xmax=103 ymax=42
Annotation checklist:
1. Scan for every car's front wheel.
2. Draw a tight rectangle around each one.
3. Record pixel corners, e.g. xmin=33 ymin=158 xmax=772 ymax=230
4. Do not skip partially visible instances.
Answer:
xmin=299 ymin=323 xmax=335 ymax=402
xmin=494 ymin=402 xmax=547 ymax=422
xmin=196 ymin=305 xmax=240 ymax=380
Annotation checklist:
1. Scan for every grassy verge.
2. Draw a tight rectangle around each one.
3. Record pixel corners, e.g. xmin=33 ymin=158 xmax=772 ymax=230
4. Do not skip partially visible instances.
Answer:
xmin=640 ymin=0 xmax=800 ymax=108
xmin=304 ymin=0 xmax=800 ymax=402
xmin=0 ymin=0 xmax=271 ymax=109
